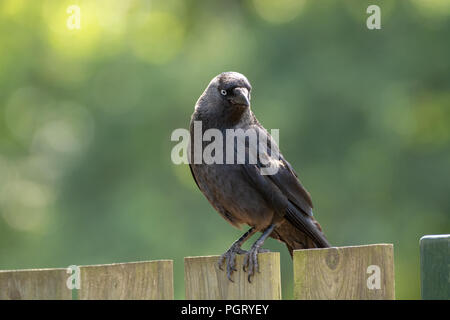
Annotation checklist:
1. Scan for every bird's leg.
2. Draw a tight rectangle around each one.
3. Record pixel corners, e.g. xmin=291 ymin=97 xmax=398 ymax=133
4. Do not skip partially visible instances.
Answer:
xmin=218 ymin=227 xmax=257 ymax=282
xmin=243 ymin=224 xmax=275 ymax=283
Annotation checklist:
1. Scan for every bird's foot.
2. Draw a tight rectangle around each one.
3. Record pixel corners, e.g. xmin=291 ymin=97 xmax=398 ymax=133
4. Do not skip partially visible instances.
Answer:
xmin=243 ymin=244 xmax=270 ymax=283
xmin=217 ymin=244 xmax=248 ymax=282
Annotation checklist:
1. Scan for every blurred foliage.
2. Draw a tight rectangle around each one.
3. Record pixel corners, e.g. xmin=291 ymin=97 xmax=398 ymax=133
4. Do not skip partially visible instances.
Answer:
xmin=0 ymin=0 xmax=449 ymax=299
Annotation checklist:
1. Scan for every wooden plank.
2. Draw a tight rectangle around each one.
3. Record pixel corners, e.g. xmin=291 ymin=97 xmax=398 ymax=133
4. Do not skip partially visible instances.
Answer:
xmin=420 ymin=234 xmax=449 ymax=300
xmin=184 ymin=252 xmax=281 ymax=300
xmin=79 ymin=260 xmax=173 ymax=300
xmin=293 ymin=244 xmax=395 ymax=300
xmin=0 ymin=268 xmax=71 ymax=300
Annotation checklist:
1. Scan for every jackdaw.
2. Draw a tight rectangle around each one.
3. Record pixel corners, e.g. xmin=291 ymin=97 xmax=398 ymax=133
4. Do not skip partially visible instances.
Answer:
xmin=189 ymin=72 xmax=330 ymax=282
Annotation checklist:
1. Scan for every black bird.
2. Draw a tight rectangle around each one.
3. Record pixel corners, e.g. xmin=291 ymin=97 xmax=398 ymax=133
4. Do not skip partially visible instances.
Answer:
xmin=189 ymin=72 xmax=330 ymax=282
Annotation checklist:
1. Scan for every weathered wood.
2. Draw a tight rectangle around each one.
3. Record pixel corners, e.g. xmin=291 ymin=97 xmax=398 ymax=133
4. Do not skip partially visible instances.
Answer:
xmin=293 ymin=244 xmax=395 ymax=300
xmin=0 ymin=268 xmax=71 ymax=300
xmin=420 ymin=235 xmax=449 ymax=300
xmin=79 ymin=260 xmax=173 ymax=300
xmin=184 ymin=252 xmax=281 ymax=299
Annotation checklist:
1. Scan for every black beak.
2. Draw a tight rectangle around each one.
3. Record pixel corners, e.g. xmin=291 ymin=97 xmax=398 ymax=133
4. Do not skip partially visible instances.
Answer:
xmin=231 ymin=87 xmax=250 ymax=107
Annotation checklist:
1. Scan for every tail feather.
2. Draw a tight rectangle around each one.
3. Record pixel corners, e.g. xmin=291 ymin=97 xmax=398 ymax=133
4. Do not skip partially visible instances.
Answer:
xmin=284 ymin=202 xmax=330 ymax=250
xmin=271 ymin=208 xmax=330 ymax=257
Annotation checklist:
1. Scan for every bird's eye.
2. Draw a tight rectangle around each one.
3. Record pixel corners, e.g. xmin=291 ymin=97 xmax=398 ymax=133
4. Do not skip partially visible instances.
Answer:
xmin=220 ymin=89 xmax=227 ymax=96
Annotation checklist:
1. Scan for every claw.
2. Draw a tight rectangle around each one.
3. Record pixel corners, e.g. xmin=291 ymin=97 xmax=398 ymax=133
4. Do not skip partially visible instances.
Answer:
xmin=243 ymin=245 xmax=270 ymax=283
xmin=217 ymin=244 xmax=248 ymax=282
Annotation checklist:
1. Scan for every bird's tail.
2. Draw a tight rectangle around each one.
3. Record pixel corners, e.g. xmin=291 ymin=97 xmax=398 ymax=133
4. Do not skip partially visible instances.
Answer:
xmin=271 ymin=218 xmax=330 ymax=257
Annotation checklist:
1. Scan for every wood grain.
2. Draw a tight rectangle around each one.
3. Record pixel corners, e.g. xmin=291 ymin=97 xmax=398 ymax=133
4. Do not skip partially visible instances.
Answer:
xmin=79 ymin=260 xmax=173 ymax=300
xmin=0 ymin=268 xmax=71 ymax=300
xmin=184 ymin=252 xmax=281 ymax=299
xmin=294 ymin=244 xmax=395 ymax=300
xmin=420 ymin=235 xmax=449 ymax=300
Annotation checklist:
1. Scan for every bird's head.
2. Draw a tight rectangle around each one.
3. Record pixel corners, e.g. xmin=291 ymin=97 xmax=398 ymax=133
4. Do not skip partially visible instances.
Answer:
xmin=196 ymin=72 xmax=253 ymax=123
xmin=214 ymin=71 xmax=252 ymax=108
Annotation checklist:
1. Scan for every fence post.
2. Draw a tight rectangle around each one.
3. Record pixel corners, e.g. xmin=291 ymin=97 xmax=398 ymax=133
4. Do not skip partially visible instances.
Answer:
xmin=0 ymin=268 xmax=71 ymax=300
xmin=79 ymin=260 xmax=174 ymax=300
xmin=184 ymin=252 xmax=281 ymax=299
xmin=420 ymin=234 xmax=449 ymax=300
xmin=293 ymin=244 xmax=395 ymax=299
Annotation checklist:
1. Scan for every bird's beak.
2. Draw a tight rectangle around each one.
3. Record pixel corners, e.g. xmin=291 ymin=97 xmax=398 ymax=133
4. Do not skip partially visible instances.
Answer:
xmin=231 ymin=87 xmax=250 ymax=107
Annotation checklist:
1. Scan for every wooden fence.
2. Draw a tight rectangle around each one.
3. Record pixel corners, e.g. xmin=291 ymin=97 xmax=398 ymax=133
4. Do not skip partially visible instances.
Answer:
xmin=0 ymin=239 xmax=447 ymax=300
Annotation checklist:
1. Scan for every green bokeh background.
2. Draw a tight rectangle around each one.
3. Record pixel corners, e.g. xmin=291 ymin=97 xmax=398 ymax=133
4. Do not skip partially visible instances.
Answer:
xmin=0 ymin=0 xmax=449 ymax=299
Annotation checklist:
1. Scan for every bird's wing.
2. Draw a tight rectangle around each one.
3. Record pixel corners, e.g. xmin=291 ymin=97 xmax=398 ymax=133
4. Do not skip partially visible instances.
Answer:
xmin=253 ymin=126 xmax=313 ymax=215
xmin=268 ymin=155 xmax=314 ymax=216
xmin=240 ymin=126 xmax=330 ymax=247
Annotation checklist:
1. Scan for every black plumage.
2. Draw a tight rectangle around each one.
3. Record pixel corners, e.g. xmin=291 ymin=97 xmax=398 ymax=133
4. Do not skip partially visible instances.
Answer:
xmin=189 ymin=72 xmax=330 ymax=281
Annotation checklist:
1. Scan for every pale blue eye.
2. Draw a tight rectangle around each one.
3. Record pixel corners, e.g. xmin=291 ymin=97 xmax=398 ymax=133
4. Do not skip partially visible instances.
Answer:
xmin=220 ymin=89 xmax=227 ymax=96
